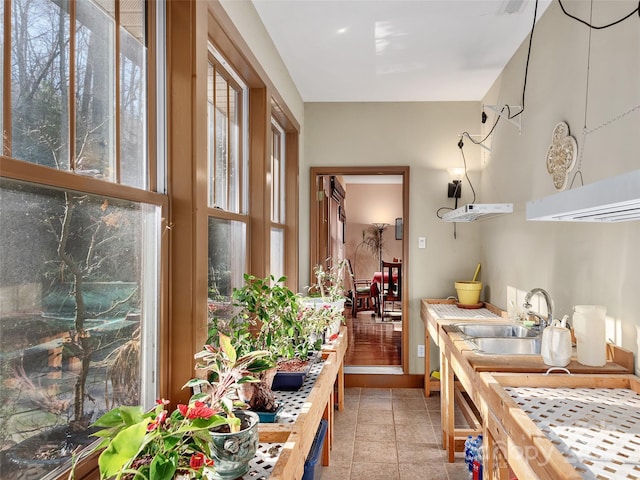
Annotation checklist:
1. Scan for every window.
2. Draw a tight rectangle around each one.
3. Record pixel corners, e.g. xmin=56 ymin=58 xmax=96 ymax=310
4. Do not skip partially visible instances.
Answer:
xmin=9 ymin=0 xmax=148 ymax=188
xmin=270 ymin=118 xmax=286 ymax=279
xmin=207 ymin=46 xmax=248 ymax=318
xmin=0 ymin=1 xmax=161 ymax=478
xmin=207 ymin=48 xmax=246 ymax=214
xmin=207 ymin=218 xmax=246 ymax=316
xmin=270 ymin=119 xmax=285 ymax=224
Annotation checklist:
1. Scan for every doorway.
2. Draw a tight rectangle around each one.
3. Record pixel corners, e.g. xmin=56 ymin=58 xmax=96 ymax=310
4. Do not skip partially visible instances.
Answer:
xmin=309 ymin=166 xmax=409 ymax=373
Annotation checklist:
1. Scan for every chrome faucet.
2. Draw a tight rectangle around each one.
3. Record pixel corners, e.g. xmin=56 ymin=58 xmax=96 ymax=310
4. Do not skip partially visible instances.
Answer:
xmin=523 ymin=288 xmax=553 ymax=330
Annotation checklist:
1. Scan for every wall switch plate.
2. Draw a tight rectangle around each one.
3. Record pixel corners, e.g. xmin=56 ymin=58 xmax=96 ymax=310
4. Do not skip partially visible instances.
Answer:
xmin=418 ymin=236 xmax=426 ymax=249
xmin=417 ymin=344 xmax=425 ymax=357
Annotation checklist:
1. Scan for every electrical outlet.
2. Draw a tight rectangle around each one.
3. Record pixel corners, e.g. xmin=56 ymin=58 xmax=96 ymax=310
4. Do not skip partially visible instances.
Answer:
xmin=417 ymin=344 xmax=425 ymax=357
xmin=418 ymin=236 xmax=426 ymax=249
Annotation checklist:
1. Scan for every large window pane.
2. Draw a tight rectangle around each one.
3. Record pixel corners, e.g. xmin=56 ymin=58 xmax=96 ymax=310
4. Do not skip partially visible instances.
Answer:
xmin=270 ymin=227 xmax=285 ymax=282
xmin=207 ymin=55 xmax=244 ymax=214
xmin=228 ymin=83 xmax=240 ymax=212
xmin=120 ymin=27 xmax=147 ymax=188
xmin=11 ymin=0 xmax=71 ymax=167
xmin=1 ymin=2 xmax=4 ymax=154
xmin=213 ymin=71 xmax=229 ymax=209
xmin=75 ymin=0 xmax=115 ymax=179
xmin=207 ymin=218 xmax=246 ymax=321
xmin=0 ymin=178 xmax=159 ymax=479
xmin=270 ymin=119 xmax=285 ymax=224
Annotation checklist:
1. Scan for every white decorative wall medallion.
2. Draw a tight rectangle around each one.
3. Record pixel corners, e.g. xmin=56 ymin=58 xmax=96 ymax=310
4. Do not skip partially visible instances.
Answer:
xmin=546 ymin=121 xmax=577 ymax=191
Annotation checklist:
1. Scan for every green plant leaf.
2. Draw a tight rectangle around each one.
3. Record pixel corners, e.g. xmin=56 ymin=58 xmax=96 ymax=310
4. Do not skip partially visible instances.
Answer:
xmin=219 ymin=332 xmax=237 ymax=364
xmin=98 ymin=418 xmax=151 ymax=478
xmin=183 ymin=378 xmax=209 ymax=389
xmin=150 ymin=452 xmax=177 ymax=480
xmin=119 ymin=405 xmax=147 ymax=426
xmin=189 ymin=391 xmax=209 ymax=402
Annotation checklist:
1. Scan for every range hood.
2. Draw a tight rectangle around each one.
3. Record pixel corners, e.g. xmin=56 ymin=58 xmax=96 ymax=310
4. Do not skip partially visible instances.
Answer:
xmin=442 ymin=203 xmax=514 ymax=222
xmin=526 ymin=170 xmax=640 ymax=222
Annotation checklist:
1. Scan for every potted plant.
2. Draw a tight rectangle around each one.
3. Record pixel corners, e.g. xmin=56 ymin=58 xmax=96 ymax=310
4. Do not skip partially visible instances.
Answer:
xmin=302 ymin=258 xmax=347 ymax=340
xmin=208 ymin=274 xmax=323 ymax=403
xmin=76 ymin=334 xmax=270 ymax=480
xmin=308 ymin=258 xmax=348 ymax=303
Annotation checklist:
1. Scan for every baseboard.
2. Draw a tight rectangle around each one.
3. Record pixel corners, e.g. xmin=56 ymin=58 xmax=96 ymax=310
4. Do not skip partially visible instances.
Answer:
xmin=345 ymin=373 xmax=424 ymax=388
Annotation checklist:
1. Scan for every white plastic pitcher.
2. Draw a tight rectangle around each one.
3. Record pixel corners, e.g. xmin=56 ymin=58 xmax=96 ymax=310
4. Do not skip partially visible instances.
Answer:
xmin=573 ymin=305 xmax=607 ymax=367
xmin=540 ymin=318 xmax=572 ymax=367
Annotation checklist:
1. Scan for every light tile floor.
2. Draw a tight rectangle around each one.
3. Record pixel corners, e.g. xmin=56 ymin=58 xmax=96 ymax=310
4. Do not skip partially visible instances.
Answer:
xmin=320 ymin=388 xmax=470 ymax=480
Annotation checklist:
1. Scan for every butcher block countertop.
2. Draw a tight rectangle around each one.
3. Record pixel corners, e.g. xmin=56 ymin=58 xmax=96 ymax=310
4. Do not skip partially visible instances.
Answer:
xmin=421 ymin=298 xmax=634 ymax=376
xmin=443 ymin=323 xmax=634 ymax=374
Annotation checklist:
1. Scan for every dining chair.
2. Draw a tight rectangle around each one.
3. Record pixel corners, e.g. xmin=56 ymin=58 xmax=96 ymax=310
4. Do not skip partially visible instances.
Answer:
xmin=381 ymin=260 xmax=402 ymax=319
xmin=347 ymin=260 xmax=376 ymax=317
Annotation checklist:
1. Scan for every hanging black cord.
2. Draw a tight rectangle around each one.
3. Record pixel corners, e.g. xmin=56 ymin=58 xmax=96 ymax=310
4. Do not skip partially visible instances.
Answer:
xmin=461 ymin=114 xmax=501 ymax=147
xmin=460 ymin=0 xmax=538 ymax=145
xmin=458 ymin=144 xmax=476 ymax=204
xmin=509 ymin=0 xmax=539 ymax=120
xmin=558 ymin=0 xmax=640 ymax=29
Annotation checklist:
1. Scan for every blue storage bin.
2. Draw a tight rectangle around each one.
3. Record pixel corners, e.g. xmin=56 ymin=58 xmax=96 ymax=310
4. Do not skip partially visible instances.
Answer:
xmin=272 ymin=370 xmax=307 ymax=391
xmin=302 ymin=419 xmax=328 ymax=480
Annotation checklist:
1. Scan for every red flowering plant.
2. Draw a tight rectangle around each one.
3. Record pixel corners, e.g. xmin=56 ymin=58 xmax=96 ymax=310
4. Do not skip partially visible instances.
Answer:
xmin=74 ymin=334 xmax=270 ymax=480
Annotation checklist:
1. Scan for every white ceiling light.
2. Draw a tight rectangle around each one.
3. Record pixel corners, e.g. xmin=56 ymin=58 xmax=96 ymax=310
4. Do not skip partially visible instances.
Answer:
xmin=526 ymin=170 xmax=640 ymax=222
xmin=442 ymin=203 xmax=514 ymax=222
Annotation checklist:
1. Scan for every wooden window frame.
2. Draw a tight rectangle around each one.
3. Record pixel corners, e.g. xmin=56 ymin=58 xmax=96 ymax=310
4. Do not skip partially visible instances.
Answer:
xmin=3 ymin=0 xmax=155 ymax=189
xmin=1 ymin=3 xmax=166 ymax=479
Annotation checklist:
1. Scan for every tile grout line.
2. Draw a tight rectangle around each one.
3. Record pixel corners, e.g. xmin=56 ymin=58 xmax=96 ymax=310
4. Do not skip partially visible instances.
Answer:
xmin=339 ymin=388 xmax=467 ymax=480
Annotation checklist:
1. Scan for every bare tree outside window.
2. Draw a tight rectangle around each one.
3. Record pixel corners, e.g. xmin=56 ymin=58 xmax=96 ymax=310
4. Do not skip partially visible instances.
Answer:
xmin=1 ymin=1 xmax=157 ymax=478
xmin=0 ymin=180 xmax=158 ymax=478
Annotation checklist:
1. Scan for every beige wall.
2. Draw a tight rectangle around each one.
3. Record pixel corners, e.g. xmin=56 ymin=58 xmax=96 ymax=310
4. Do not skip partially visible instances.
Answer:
xmin=345 ymin=183 xmax=403 ymax=281
xmin=301 ymin=102 xmax=486 ymax=373
xmin=219 ymin=0 xmax=304 ymax=124
xmin=480 ymin=0 xmax=640 ymax=373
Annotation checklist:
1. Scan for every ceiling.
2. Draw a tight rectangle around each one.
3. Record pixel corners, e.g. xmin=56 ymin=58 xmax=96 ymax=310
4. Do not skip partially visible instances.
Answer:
xmin=252 ymin=0 xmax=552 ymax=102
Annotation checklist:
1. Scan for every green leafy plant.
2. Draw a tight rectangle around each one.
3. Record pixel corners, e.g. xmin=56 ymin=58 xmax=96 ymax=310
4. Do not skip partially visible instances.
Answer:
xmin=308 ymin=258 xmax=348 ymax=302
xmin=75 ymin=334 xmax=270 ymax=480
xmin=296 ymin=302 xmax=343 ymax=346
xmin=207 ymin=274 xmax=326 ymax=412
xmin=208 ymin=274 xmax=313 ymax=363
xmin=187 ymin=335 xmax=272 ymax=430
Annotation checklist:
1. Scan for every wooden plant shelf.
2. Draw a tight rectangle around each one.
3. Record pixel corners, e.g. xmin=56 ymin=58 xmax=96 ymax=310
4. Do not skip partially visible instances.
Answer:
xmin=251 ymin=347 xmax=343 ymax=479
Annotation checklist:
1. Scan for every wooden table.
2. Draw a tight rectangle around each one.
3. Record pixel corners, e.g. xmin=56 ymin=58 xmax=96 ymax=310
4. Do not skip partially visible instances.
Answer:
xmin=438 ymin=321 xmax=634 ymax=464
xmin=481 ymin=373 xmax=640 ymax=480
xmin=371 ymin=271 xmax=398 ymax=284
xmin=421 ymin=298 xmax=635 ymax=463
xmin=420 ymin=298 xmax=506 ymax=397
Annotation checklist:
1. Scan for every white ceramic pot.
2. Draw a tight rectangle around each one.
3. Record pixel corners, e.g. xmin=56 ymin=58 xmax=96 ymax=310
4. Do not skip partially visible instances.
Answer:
xmin=209 ymin=410 xmax=259 ymax=480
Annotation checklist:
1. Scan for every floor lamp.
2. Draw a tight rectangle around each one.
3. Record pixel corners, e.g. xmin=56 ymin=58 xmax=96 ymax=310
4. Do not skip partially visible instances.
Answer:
xmin=371 ymin=222 xmax=388 ymax=316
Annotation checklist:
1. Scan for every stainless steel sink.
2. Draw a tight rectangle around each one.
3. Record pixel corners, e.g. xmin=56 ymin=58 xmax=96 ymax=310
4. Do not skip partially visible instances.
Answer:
xmin=467 ymin=337 xmax=542 ymax=355
xmin=454 ymin=323 xmax=537 ymax=338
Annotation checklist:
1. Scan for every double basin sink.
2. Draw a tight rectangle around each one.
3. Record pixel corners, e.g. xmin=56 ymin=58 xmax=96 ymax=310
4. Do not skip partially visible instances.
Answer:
xmin=452 ymin=323 xmax=541 ymax=355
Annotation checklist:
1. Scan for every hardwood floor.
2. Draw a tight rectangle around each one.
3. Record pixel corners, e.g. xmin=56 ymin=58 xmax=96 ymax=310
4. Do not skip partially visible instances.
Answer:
xmin=344 ymin=307 xmax=402 ymax=366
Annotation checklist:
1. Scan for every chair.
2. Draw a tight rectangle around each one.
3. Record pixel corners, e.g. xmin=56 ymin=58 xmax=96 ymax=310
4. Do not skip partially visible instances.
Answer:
xmin=347 ymin=260 xmax=376 ymax=317
xmin=381 ymin=260 xmax=402 ymax=319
